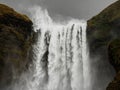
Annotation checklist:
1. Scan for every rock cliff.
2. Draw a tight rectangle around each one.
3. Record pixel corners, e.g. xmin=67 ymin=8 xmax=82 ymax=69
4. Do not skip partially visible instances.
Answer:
xmin=0 ymin=4 xmax=33 ymax=89
xmin=87 ymin=0 xmax=120 ymax=89
xmin=106 ymin=39 xmax=120 ymax=90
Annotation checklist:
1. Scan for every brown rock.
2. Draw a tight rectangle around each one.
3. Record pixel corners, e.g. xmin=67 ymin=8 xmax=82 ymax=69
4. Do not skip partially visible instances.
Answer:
xmin=107 ymin=39 xmax=120 ymax=90
xmin=0 ymin=3 xmax=33 ymax=89
xmin=87 ymin=0 xmax=120 ymax=90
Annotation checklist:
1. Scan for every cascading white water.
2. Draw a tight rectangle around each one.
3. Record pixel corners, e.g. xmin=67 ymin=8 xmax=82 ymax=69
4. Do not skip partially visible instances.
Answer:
xmin=12 ymin=6 xmax=91 ymax=90
xmin=27 ymin=6 xmax=91 ymax=90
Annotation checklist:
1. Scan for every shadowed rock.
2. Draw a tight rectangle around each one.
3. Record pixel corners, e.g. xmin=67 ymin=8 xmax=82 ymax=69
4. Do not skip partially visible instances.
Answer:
xmin=0 ymin=3 xmax=33 ymax=89
xmin=87 ymin=0 xmax=120 ymax=90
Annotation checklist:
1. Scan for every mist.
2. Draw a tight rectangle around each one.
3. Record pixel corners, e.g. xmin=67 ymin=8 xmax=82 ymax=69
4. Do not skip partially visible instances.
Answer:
xmin=0 ymin=0 xmax=117 ymax=90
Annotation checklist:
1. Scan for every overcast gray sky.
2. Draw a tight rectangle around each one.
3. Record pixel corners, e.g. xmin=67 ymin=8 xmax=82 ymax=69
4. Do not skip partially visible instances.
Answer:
xmin=0 ymin=0 xmax=118 ymax=20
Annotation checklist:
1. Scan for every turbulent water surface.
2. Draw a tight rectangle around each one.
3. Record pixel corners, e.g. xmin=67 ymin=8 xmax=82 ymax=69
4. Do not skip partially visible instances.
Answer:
xmin=13 ymin=6 xmax=91 ymax=90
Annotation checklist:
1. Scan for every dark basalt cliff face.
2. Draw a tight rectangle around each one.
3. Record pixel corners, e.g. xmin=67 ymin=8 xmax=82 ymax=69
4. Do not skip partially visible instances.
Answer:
xmin=0 ymin=4 xmax=33 ymax=89
xmin=106 ymin=39 xmax=120 ymax=90
xmin=87 ymin=0 xmax=120 ymax=89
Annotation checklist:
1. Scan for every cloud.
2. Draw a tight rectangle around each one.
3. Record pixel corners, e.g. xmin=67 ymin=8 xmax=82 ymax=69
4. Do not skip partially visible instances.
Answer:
xmin=0 ymin=0 xmax=117 ymax=20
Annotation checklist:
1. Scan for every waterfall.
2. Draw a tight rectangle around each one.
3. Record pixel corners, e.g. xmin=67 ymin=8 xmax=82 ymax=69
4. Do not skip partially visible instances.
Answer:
xmin=29 ymin=6 xmax=91 ymax=90
xmin=13 ymin=6 xmax=91 ymax=90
